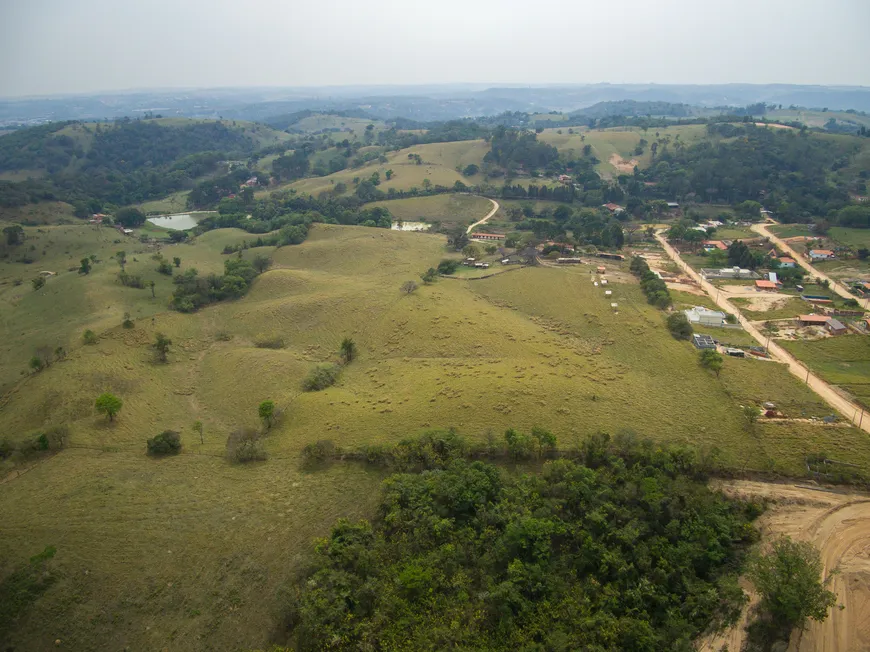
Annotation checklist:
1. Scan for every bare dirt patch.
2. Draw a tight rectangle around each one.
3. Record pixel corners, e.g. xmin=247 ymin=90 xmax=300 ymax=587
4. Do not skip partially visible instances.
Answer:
xmin=754 ymin=122 xmax=798 ymax=130
xmin=699 ymin=480 xmax=870 ymax=652
xmin=718 ymin=285 xmax=794 ymax=311
xmin=608 ymin=153 xmax=639 ymax=173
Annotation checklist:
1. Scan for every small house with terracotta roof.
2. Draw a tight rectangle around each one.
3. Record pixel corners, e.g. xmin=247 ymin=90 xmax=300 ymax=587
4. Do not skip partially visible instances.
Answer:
xmin=755 ymin=280 xmax=778 ymax=291
xmin=798 ymin=314 xmax=830 ymax=326
xmin=703 ymin=240 xmax=728 ymax=251
xmin=778 ymin=257 xmax=796 ymax=268
xmin=809 ymin=249 xmax=835 ymax=261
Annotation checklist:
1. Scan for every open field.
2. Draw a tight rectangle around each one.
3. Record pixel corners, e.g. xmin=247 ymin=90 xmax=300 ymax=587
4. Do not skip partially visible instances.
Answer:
xmin=829 ymin=226 xmax=870 ymax=249
xmin=730 ymin=296 xmax=809 ymax=322
xmin=293 ymin=115 xmax=386 ymax=139
xmin=769 ymin=224 xmax=816 ymax=239
xmin=2 ymin=224 xmax=870 ymax=649
xmin=780 ymin=335 xmax=870 ymax=407
xmin=0 ymin=222 xmax=265 ymax=391
xmin=365 ymin=193 xmax=493 ymax=228
xmin=283 ymin=140 xmax=489 ymax=197
xmin=137 ymin=191 xmax=192 ymax=215
xmin=0 ymin=201 xmax=76 ymax=225
xmin=767 ymin=108 xmax=870 ymax=129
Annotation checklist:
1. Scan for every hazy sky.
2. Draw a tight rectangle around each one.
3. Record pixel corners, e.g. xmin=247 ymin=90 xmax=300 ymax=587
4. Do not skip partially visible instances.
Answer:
xmin=1 ymin=0 xmax=868 ymax=97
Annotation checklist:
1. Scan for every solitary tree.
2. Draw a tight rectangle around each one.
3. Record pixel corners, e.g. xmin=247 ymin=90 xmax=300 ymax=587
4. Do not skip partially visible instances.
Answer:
xmin=252 ymin=254 xmax=272 ymax=274
xmin=173 ymin=257 xmax=181 ymax=268
xmin=743 ymin=404 xmax=761 ymax=425
xmin=32 ymin=276 xmax=45 ymax=291
xmin=149 ymin=280 xmax=156 ymax=298
xmin=385 ymin=169 xmax=394 ymax=180
xmin=3 ymin=224 xmax=24 ymax=246
xmin=258 ymin=400 xmax=276 ymax=429
xmin=699 ymin=349 xmax=724 ymax=377
xmin=340 ymin=337 xmax=357 ymax=364
xmin=400 ymin=280 xmax=418 ymax=295
xmin=83 ymin=329 xmax=98 ymax=345
xmin=193 ymin=420 xmax=204 ymax=444
xmin=747 ymin=537 xmax=837 ymax=645
xmin=115 ymin=251 xmax=126 ymax=270
xmin=420 ymin=268 xmax=438 ymax=284
xmin=79 ymin=257 xmax=92 ymax=275
xmin=122 ymin=312 xmax=134 ymax=329
xmin=153 ymin=332 xmax=172 ymax=363
xmin=95 ymin=392 xmax=123 ymax=421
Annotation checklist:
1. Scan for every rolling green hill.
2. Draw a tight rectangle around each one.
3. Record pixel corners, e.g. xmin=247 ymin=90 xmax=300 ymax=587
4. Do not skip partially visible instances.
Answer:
xmin=1 ymin=220 xmax=868 ymax=649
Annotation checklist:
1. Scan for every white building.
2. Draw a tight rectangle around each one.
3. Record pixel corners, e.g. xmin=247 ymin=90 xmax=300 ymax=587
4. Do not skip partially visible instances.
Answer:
xmin=684 ymin=306 xmax=727 ymax=327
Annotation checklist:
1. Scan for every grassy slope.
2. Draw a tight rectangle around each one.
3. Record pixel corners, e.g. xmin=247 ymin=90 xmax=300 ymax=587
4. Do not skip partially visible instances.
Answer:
xmin=766 ymin=109 xmax=870 ymax=129
xmin=365 ymin=194 xmax=492 ymax=227
xmin=283 ymin=140 xmax=490 ymax=197
xmin=0 ymin=222 xmax=265 ymax=391
xmin=1 ymin=224 xmax=869 ymax=649
xmin=293 ymin=115 xmax=386 ymax=139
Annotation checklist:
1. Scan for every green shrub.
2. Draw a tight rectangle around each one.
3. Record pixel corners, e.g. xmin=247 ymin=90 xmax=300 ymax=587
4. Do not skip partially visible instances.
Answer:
xmin=437 ymin=259 xmax=459 ymax=275
xmin=302 ymin=440 xmax=338 ymax=462
xmin=302 ymin=364 xmax=340 ymax=392
xmin=226 ymin=427 xmax=267 ymax=463
xmin=254 ymin=335 xmax=285 ymax=349
xmin=82 ymin=329 xmax=98 ymax=345
xmin=146 ymin=430 xmax=182 ymax=456
xmin=666 ymin=312 xmax=693 ymax=340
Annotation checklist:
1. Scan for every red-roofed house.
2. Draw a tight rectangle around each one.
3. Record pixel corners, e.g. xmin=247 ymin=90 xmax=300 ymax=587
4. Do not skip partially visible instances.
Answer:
xmin=809 ymin=249 xmax=835 ymax=261
xmin=755 ymin=280 xmax=778 ymax=291
xmin=602 ymin=203 xmax=624 ymax=213
xmin=703 ymin=240 xmax=728 ymax=251
xmin=778 ymin=257 xmax=796 ymax=268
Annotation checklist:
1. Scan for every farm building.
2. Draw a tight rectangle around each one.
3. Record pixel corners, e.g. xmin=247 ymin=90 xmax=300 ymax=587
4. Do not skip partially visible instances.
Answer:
xmin=703 ymin=240 xmax=728 ymax=251
xmin=777 ymin=257 xmax=796 ymax=268
xmin=556 ymin=257 xmax=582 ymax=264
xmin=684 ymin=306 xmax=726 ymax=327
xmin=602 ymin=203 xmax=624 ymax=213
xmin=666 ymin=202 xmax=680 ymax=209
xmin=826 ymin=318 xmax=847 ymax=335
xmin=755 ymin=280 xmax=778 ymax=292
xmin=725 ymin=348 xmax=745 ymax=357
xmin=808 ymin=249 xmax=835 ymax=261
xmin=470 ymin=233 xmax=505 ymax=241
xmin=596 ymin=252 xmax=625 ymax=261
xmin=802 ymin=294 xmax=833 ymax=304
xmin=692 ymin=334 xmax=716 ymax=350
xmin=700 ymin=267 xmax=761 ymax=280
xmin=797 ymin=315 xmax=830 ymax=327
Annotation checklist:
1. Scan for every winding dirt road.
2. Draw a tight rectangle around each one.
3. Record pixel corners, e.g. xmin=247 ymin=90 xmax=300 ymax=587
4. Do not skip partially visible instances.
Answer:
xmin=701 ymin=481 xmax=870 ymax=652
xmin=654 ymin=231 xmax=870 ymax=434
xmin=466 ymin=198 xmax=500 ymax=235
xmin=751 ymin=222 xmax=870 ymax=311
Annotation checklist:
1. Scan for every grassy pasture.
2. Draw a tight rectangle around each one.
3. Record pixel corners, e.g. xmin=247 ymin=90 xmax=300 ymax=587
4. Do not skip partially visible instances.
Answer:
xmin=780 ymin=335 xmax=870 ymax=407
xmin=285 ymin=140 xmax=489 ymax=197
xmin=365 ymin=194 xmax=493 ymax=227
xmin=769 ymin=224 xmax=815 ymax=239
xmin=2 ymin=223 xmax=870 ymax=649
xmin=294 ymin=115 xmax=386 ymax=139
xmin=0 ymin=201 xmax=76 ymax=225
xmin=829 ymin=226 xmax=870 ymax=249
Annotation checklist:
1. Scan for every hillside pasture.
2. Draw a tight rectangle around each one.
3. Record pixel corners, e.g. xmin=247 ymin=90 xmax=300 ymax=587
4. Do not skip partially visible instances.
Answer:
xmin=780 ymin=335 xmax=870 ymax=407
xmin=365 ymin=193 xmax=493 ymax=228
xmin=2 ymin=223 xmax=870 ymax=650
xmin=286 ymin=140 xmax=489 ymax=197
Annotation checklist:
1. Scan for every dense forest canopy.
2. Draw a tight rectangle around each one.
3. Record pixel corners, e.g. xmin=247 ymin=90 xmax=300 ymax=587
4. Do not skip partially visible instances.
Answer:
xmin=485 ymin=126 xmax=559 ymax=171
xmin=289 ymin=440 xmax=757 ymax=651
xmin=0 ymin=119 xmax=257 ymax=209
xmin=638 ymin=124 xmax=857 ymax=221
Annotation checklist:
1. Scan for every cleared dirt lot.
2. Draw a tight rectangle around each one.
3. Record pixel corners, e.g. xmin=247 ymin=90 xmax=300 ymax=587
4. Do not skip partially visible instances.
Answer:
xmin=701 ymin=480 xmax=870 ymax=652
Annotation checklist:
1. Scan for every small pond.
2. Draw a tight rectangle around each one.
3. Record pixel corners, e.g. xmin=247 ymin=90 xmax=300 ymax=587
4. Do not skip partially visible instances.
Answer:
xmin=146 ymin=213 xmax=200 ymax=231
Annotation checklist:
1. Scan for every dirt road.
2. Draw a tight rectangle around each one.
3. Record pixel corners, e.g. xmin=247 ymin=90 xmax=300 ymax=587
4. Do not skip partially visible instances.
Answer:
xmin=466 ymin=198 xmax=500 ymax=235
xmin=654 ymin=232 xmax=870 ymax=434
xmin=751 ymin=222 xmax=870 ymax=311
xmin=700 ymin=481 xmax=870 ymax=652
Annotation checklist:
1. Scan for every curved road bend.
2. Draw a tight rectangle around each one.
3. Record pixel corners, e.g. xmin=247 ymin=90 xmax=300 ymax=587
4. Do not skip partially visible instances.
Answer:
xmin=654 ymin=231 xmax=870 ymax=434
xmin=751 ymin=222 xmax=870 ymax=311
xmin=466 ymin=198 xmax=500 ymax=235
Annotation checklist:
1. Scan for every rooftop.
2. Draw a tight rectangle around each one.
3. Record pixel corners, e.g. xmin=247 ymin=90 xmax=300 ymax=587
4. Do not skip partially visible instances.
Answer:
xmin=798 ymin=314 xmax=830 ymax=324
xmin=755 ymin=280 xmax=778 ymax=289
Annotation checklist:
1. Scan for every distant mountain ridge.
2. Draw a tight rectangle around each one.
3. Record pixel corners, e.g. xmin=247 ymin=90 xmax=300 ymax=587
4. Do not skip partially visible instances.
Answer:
xmin=2 ymin=83 xmax=870 ymax=125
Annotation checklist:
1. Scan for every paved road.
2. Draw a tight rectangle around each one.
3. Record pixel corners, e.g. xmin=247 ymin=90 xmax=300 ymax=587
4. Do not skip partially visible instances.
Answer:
xmin=466 ymin=198 xmax=500 ymax=235
xmin=654 ymin=231 xmax=870 ymax=433
xmin=751 ymin=222 xmax=870 ymax=311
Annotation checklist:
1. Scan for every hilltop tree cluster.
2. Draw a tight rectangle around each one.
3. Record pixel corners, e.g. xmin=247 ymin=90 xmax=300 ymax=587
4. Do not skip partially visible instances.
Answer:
xmin=287 ymin=439 xmax=758 ymax=651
